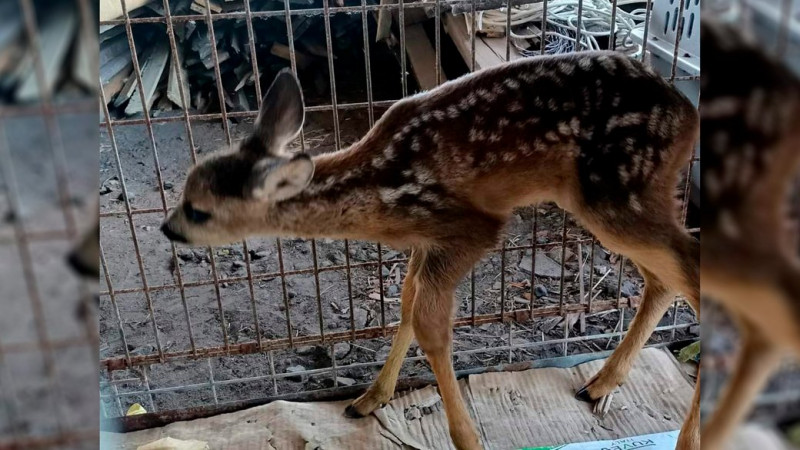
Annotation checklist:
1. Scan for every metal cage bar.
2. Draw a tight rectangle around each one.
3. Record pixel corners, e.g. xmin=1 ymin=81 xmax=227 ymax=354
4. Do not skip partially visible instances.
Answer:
xmin=95 ymin=0 xmax=701 ymax=424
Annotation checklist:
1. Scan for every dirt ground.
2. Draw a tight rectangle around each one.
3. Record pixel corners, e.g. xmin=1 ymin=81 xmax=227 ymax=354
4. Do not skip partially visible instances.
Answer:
xmin=0 ymin=113 xmax=98 ymax=446
xmin=97 ymin=108 xmax=698 ymax=418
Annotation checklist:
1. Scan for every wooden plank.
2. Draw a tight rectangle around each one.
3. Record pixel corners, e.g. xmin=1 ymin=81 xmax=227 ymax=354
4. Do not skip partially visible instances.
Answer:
xmin=443 ymin=13 xmax=502 ymax=70
xmin=167 ymin=46 xmax=190 ymax=109
xmin=100 ymin=0 xmax=151 ymax=21
xmin=102 ymin=64 xmax=131 ymax=101
xmin=17 ymin=4 xmax=77 ymax=102
xmin=270 ymin=43 xmax=312 ymax=70
xmin=125 ymin=39 xmax=170 ymax=115
xmin=403 ymin=24 xmax=447 ymax=90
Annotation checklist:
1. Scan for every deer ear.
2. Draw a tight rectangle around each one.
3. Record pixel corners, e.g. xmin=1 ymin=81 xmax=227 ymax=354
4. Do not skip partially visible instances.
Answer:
xmin=249 ymin=69 xmax=305 ymax=156
xmin=250 ymin=153 xmax=314 ymax=202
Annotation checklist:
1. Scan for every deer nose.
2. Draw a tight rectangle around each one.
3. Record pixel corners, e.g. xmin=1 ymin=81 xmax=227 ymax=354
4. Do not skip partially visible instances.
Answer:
xmin=160 ymin=223 xmax=188 ymax=243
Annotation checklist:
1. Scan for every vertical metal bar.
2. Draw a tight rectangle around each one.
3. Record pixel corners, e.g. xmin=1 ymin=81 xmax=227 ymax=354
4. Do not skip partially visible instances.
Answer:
xmin=140 ymin=366 xmax=156 ymax=412
xmin=377 ymin=244 xmax=387 ymax=335
xmin=505 ymin=0 xmax=513 ymax=61
xmin=110 ymin=374 xmax=125 ymax=418
xmin=322 ymin=0 xmax=342 ymax=151
xmin=435 ymin=0 xmax=442 ymax=85
xmin=331 ymin=343 xmax=339 ymax=388
xmin=240 ymin=0 xmax=266 ymax=352
xmin=608 ymin=0 xmax=618 ymax=50
xmin=470 ymin=270 xmax=476 ymax=326
xmin=243 ymin=0 xmax=263 ymax=103
xmin=529 ymin=209 xmax=538 ymax=313
xmin=201 ymin=0 xmax=246 ymax=353
xmin=670 ymin=0 xmax=687 ymax=82
xmin=100 ymin=243 xmax=133 ymax=365
xmin=311 ymin=240 xmax=326 ymax=340
xmin=639 ymin=0 xmax=653 ymax=63
xmin=558 ymin=211 xmax=567 ymax=316
xmin=268 ymin=350 xmax=279 ymax=396
xmin=575 ymin=0 xmax=584 ymax=51
xmin=615 ymin=257 xmax=625 ymax=309
xmin=500 ymin=241 xmax=507 ymax=317
xmin=207 ymin=359 xmax=219 ymax=405
xmin=399 ymin=0 xmax=408 ymax=96
xmin=160 ymin=0 xmax=200 ymax=357
xmin=276 ymin=240 xmax=294 ymax=346
xmin=587 ymin=239 xmax=596 ymax=312
xmin=471 ymin=0 xmax=477 ymax=70
xmin=99 ymin=84 xmax=164 ymax=361
xmin=615 ymin=256 xmax=626 ymax=345
xmin=540 ymin=0 xmax=548 ymax=55
xmin=680 ymin=159 xmax=696 ymax=225
xmin=508 ymin=323 xmax=513 ymax=363
xmin=345 ymin=240 xmax=356 ymax=341
xmin=670 ymin=300 xmax=680 ymax=341
xmin=361 ymin=0 xmax=376 ymax=126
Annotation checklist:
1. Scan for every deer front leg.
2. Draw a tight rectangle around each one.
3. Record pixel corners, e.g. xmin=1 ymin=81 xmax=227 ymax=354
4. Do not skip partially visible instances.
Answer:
xmin=345 ymin=251 xmax=419 ymax=418
xmin=414 ymin=291 xmax=482 ymax=450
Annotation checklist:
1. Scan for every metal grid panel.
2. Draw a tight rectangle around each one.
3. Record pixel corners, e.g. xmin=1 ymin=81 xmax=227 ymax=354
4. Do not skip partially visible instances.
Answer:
xmin=97 ymin=0 xmax=699 ymax=423
xmin=0 ymin=0 xmax=99 ymax=447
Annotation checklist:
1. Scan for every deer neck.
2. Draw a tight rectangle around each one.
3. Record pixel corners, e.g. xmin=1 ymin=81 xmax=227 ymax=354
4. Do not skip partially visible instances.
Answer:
xmin=267 ymin=142 xmax=387 ymax=242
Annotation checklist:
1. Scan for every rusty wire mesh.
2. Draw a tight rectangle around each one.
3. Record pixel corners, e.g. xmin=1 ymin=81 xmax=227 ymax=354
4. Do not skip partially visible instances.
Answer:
xmin=96 ymin=0 xmax=700 ymax=426
xmin=0 ymin=0 xmax=99 ymax=448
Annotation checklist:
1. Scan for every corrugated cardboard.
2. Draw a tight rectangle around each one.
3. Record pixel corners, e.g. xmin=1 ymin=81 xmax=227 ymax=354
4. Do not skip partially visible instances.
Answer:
xmin=102 ymin=348 xmax=694 ymax=450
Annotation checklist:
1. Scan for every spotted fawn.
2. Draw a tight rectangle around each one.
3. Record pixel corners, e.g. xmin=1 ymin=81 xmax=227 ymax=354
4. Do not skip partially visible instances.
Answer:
xmin=700 ymin=17 xmax=800 ymax=450
xmin=161 ymin=51 xmax=700 ymax=450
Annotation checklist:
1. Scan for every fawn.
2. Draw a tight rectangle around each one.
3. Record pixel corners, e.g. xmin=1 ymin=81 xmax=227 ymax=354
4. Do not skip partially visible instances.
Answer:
xmin=68 ymin=217 xmax=100 ymax=279
xmin=161 ymin=51 xmax=700 ymax=449
xmin=700 ymin=18 xmax=800 ymax=449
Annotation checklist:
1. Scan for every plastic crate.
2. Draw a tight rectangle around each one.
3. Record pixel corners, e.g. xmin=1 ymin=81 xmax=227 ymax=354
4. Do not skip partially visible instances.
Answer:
xmin=630 ymin=0 xmax=701 ymax=207
xmin=630 ymin=0 xmax=700 ymax=77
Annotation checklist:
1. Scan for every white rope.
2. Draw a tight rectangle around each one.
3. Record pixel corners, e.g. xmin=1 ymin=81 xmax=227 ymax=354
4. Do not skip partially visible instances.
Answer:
xmin=476 ymin=0 xmax=650 ymax=54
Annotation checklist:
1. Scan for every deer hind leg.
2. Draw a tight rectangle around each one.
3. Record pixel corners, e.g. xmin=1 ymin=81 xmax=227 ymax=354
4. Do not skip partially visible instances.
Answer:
xmin=701 ymin=317 xmax=783 ymax=450
xmin=576 ymin=265 xmax=675 ymax=402
xmin=412 ymin=247 xmax=484 ymax=450
xmin=345 ymin=249 xmax=421 ymax=418
xmin=575 ymin=208 xmax=700 ymax=447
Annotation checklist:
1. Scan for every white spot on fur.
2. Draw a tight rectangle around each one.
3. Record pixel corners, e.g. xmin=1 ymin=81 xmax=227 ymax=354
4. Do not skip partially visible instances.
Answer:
xmin=629 ymin=194 xmax=643 ymax=212
xmin=469 ymin=128 xmax=486 ymax=142
xmin=509 ymin=101 xmax=523 ymax=112
xmin=618 ymin=165 xmax=630 ymax=184
xmin=504 ymin=78 xmax=521 ymax=89
xmin=502 ymin=152 xmax=516 ymax=162
xmin=498 ymin=118 xmax=510 ymax=129
xmin=447 ymin=105 xmax=460 ymax=118
xmin=719 ymin=209 xmax=740 ymax=239
xmin=410 ymin=136 xmax=421 ymax=152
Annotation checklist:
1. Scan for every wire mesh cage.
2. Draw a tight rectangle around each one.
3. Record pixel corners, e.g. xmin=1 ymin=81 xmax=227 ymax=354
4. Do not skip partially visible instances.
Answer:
xmin=0 ymin=0 xmax=99 ymax=448
xmin=96 ymin=0 xmax=700 ymax=432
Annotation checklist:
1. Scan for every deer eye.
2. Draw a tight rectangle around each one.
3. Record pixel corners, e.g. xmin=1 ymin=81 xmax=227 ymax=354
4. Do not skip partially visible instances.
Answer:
xmin=183 ymin=202 xmax=211 ymax=224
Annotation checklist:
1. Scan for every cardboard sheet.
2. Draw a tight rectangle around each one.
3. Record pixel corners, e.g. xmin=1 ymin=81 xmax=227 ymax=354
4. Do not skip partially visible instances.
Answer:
xmin=102 ymin=348 xmax=694 ymax=450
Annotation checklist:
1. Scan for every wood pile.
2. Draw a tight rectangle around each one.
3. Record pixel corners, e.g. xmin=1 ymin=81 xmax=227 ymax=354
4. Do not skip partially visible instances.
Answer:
xmin=0 ymin=1 xmax=96 ymax=105
xmin=100 ymin=0 xmax=368 ymax=119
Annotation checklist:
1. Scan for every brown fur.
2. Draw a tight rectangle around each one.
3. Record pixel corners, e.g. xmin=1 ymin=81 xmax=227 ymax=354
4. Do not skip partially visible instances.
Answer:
xmin=700 ymin=18 xmax=800 ymax=450
xmin=162 ymin=54 xmax=700 ymax=449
